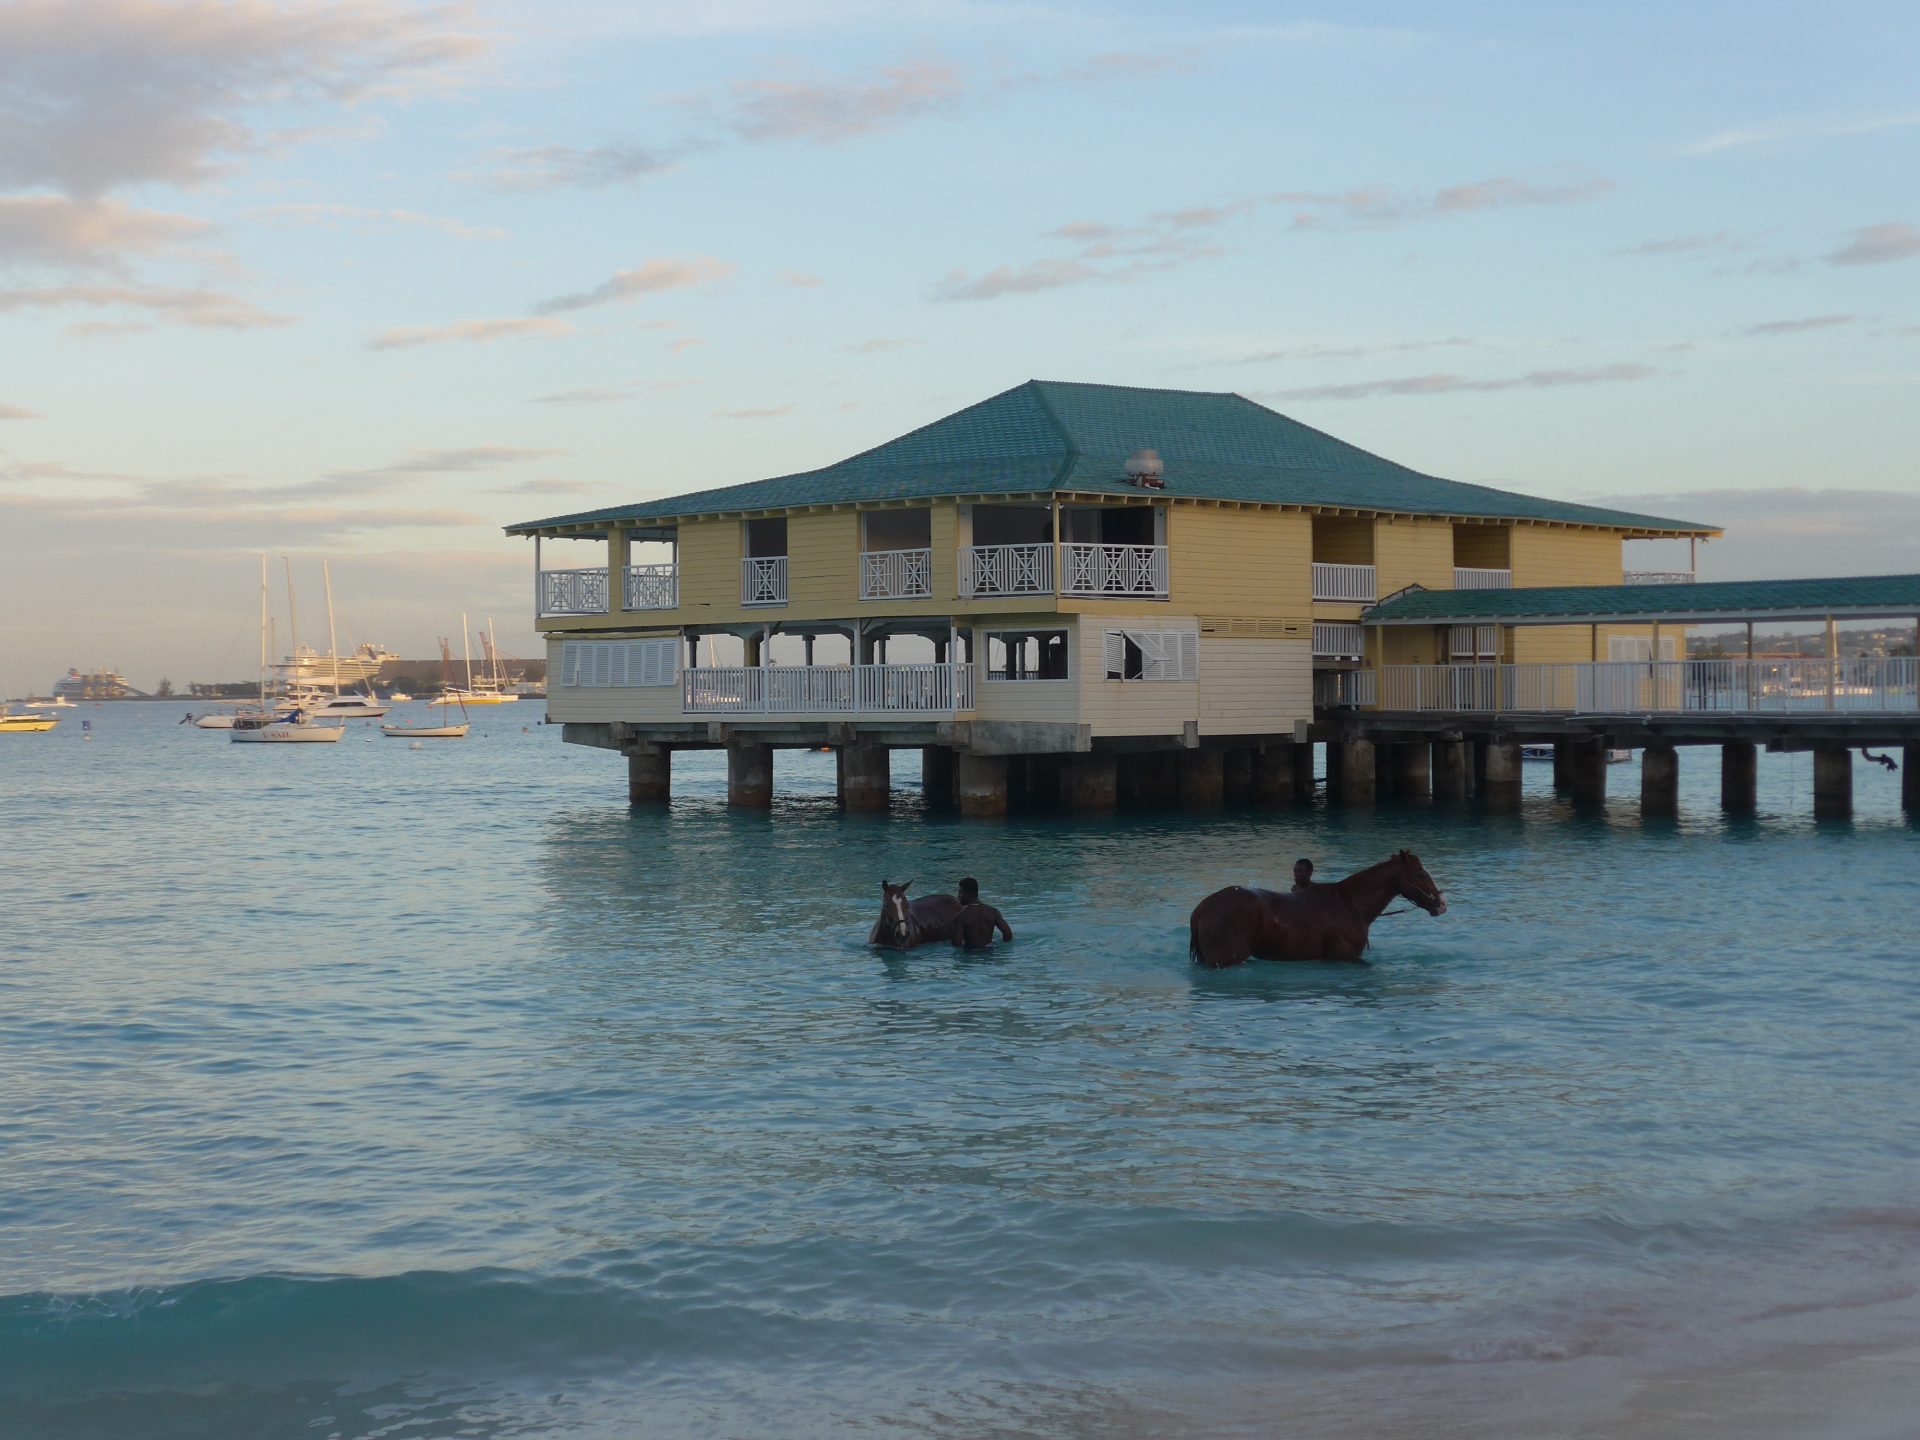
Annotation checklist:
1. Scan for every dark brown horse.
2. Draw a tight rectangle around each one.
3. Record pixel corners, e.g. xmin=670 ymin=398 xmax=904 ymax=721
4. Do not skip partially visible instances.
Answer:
xmin=868 ymin=879 xmax=963 ymax=951
xmin=1188 ymin=851 xmax=1447 ymax=968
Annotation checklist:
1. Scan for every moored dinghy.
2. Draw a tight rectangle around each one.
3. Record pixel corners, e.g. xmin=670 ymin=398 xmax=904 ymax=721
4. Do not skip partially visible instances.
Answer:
xmin=382 ymin=631 xmax=470 ymax=738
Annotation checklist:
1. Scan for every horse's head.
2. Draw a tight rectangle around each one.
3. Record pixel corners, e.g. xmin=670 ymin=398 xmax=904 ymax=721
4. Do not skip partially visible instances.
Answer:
xmin=1393 ymin=850 xmax=1447 ymax=916
xmin=879 ymin=879 xmax=916 ymax=945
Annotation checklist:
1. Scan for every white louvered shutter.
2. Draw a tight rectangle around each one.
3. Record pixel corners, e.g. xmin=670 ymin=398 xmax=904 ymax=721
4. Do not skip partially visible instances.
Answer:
xmin=589 ymin=642 xmax=612 ymax=687
xmin=559 ymin=642 xmax=579 ymax=687
xmin=1177 ymin=631 xmax=1199 ymax=681
xmin=1103 ymin=630 xmax=1126 ymax=679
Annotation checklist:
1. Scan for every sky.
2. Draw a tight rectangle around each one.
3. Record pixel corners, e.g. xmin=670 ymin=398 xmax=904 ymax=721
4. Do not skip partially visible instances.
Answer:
xmin=2 ymin=0 xmax=1917 ymax=690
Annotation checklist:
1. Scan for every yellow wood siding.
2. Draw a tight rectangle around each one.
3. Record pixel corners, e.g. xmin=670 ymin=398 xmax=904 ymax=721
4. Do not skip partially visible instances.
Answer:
xmin=1452 ymin=524 xmax=1511 ymax=569
xmin=1197 ymin=637 xmax=1311 ymax=737
xmin=1166 ymin=506 xmax=1311 ymax=615
xmin=1311 ymin=517 xmax=1373 ymax=563
xmin=1077 ymin=613 xmax=1200 ymax=737
xmin=1373 ymin=516 xmax=1454 ymax=595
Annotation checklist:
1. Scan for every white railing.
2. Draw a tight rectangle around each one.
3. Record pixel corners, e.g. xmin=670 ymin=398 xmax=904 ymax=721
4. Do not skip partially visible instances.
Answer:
xmin=1623 ymin=570 xmax=1696 ymax=585
xmin=960 ymin=543 xmax=1053 ymax=597
xmin=741 ymin=556 xmax=788 ymax=606
xmin=1315 ymin=670 xmax=1376 ymax=708
xmin=1312 ymin=562 xmax=1376 ymax=602
xmin=539 ymin=567 xmax=610 ymax=615
xmin=1453 ymin=567 xmax=1512 ymax=589
xmin=1366 ymin=658 xmax=1919 ymax=714
xmin=1061 ymin=543 xmax=1169 ymax=597
xmin=859 ymin=547 xmax=932 ymax=600
xmin=683 ymin=663 xmax=974 ymax=715
xmin=622 ymin=563 xmax=678 ymax=611
xmin=1312 ymin=621 xmax=1364 ymax=658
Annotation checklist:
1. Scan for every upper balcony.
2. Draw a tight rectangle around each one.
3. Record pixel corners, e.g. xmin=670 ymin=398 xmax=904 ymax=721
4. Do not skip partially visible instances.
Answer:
xmin=538 ymin=564 xmax=678 ymax=618
xmin=1311 ymin=562 xmax=1376 ymax=602
xmin=958 ymin=542 xmax=1167 ymax=599
xmin=1453 ymin=567 xmax=1512 ymax=589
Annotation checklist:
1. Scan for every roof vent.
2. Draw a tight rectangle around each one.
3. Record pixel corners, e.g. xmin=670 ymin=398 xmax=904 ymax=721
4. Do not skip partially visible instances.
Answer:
xmin=1123 ymin=448 xmax=1165 ymax=489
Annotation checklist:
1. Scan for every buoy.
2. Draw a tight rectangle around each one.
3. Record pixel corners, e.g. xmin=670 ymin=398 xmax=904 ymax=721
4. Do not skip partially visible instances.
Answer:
xmin=409 ymin=741 xmax=423 ymax=751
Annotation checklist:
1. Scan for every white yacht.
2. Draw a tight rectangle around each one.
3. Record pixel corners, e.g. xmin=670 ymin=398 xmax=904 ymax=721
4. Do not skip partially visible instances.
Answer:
xmin=286 ymin=689 xmax=390 ymax=720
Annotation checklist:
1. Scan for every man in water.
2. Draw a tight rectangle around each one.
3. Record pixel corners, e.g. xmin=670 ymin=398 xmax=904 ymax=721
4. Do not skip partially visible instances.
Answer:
xmin=951 ymin=876 xmax=1014 ymax=950
xmin=1292 ymin=858 xmax=1315 ymax=892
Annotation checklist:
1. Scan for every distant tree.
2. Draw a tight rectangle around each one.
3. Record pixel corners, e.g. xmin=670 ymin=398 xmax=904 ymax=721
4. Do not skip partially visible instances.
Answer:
xmin=155 ymin=677 xmax=174 ymax=697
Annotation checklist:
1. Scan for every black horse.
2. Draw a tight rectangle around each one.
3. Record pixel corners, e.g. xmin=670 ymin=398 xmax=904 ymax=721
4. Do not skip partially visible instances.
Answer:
xmin=868 ymin=879 xmax=962 ymax=951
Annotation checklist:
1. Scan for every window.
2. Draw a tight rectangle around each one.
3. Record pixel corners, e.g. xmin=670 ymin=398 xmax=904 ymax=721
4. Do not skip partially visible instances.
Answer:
xmin=985 ymin=629 xmax=1070 ymax=681
xmin=559 ymin=638 xmax=679 ymax=688
xmin=1448 ymin=625 xmax=1501 ymax=660
xmin=1608 ymin=635 xmax=1679 ymax=662
xmin=1102 ymin=628 xmax=1198 ymax=681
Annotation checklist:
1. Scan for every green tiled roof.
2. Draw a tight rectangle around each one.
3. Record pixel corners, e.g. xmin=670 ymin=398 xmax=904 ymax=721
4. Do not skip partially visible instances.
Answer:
xmin=508 ymin=380 xmax=1719 ymax=536
xmin=1363 ymin=573 xmax=1920 ymax=625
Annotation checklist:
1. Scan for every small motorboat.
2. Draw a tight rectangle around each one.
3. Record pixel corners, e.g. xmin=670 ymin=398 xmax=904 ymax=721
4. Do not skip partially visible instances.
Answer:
xmin=381 ymin=721 xmax=469 ymax=739
xmin=0 ymin=708 xmax=59 ymax=733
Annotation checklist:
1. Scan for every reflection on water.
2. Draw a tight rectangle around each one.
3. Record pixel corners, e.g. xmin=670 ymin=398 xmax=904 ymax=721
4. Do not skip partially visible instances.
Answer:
xmin=1 ymin=706 xmax=1916 ymax=1437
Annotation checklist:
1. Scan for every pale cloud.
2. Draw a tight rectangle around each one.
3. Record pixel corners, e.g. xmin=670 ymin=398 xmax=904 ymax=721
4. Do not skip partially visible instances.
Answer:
xmin=1614 ymin=231 xmax=1745 ymax=257
xmin=935 ymin=197 xmax=1247 ymax=301
xmin=1270 ymin=363 xmax=1657 ymax=402
xmin=932 ymin=257 xmax=1101 ymax=301
xmin=1740 ymin=315 xmax=1856 ymax=337
xmin=367 ymin=316 xmax=572 ymax=350
xmin=1230 ymin=336 xmax=1475 ymax=364
xmin=1683 ymin=111 xmax=1920 ymax=156
xmin=533 ymin=256 xmax=734 ymax=315
xmin=65 ymin=318 xmax=151 ymax=338
xmin=1273 ymin=174 xmax=1612 ymax=231
xmin=778 ymin=269 xmax=824 ymax=287
xmin=0 ymin=403 xmax=41 ymax=420
xmin=1577 ymin=487 xmax=1920 ymax=577
xmin=486 ymin=477 xmax=593 ymax=496
xmin=0 ymin=195 xmax=209 ymax=270
xmin=715 ymin=404 xmax=793 ymax=419
xmin=1828 ymin=222 xmax=1920 ymax=267
xmin=257 ymin=202 xmax=506 ymax=241
xmin=474 ymin=140 xmax=677 ymax=192
xmin=0 ymin=282 xmax=289 ymax=329
xmin=527 ymin=379 xmax=698 ymax=405
xmin=0 ymin=0 xmax=488 ymax=198
xmin=722 ymin=59 xmax=966 ymax=143
xmin=326 ymin=445 xmax=562 ymax=485
xmin=842 ymin=336 xmax=916 ymax=353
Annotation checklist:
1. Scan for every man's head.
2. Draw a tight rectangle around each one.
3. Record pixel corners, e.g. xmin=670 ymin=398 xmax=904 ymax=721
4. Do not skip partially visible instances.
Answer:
xmin=1293 ymin=858 xmax=1314 ymax=885
xmin=957 ymin=876 xmax=980 ymax=903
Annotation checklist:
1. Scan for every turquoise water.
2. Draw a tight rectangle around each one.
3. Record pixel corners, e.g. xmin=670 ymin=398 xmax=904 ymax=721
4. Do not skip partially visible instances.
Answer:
xmin=3 ymin=704 xmax=1917 ymax=1438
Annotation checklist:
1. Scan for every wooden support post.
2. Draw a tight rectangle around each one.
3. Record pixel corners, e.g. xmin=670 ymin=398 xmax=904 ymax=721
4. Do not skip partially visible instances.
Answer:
xmin=1904 ymin=744 xmax=1919 ymax=816
xmin=626 ymin=744 xmax=670 ymax=804
xmin=1392 ymin=741 xmax=1431 ymax=799
xmin=921 ymin=746 xmax=956 ymax=808
xmin=1471 ymin=738 xmax=1490 ymax=795
xmin=1060 ymin=753 xmax=1118 ymax=811
xmin=1432 ymin=739 xmax=1469 ymax=803
xmin=1640 ymin=744 xmax=1679 ymax=817
xmin=1179 ymin=749 xmax=1225 ymax=808
xmin=1567 ymin=737 xmax=1608 ymax=806
xmin=1721 ymin=742 xmax=1757 ymax=813
xmin=1482 ymin=740 xmax=1522 ymax=812
xmin=1812 ymin=746 xmax=1852 ymax=820
xmin=1221 ymin=747 xmax=1254 ymax=803
xmin=957 ymin=753 xmax=1008 ymax=818
xmin=1291 ymin=741 xmax=1317 ymax=802
xmin=836 ymin=741 xmax=890 ymax=813
xmin=1552 ymin=743 xmax=1572 ymax=791
xmin=726 ymin=742 xmax=773 ymax=808
xmin=1251 ymin=743 xmax=1296 ymax=805
xmin=1338 ymin=738 xmax=1376 ymax=806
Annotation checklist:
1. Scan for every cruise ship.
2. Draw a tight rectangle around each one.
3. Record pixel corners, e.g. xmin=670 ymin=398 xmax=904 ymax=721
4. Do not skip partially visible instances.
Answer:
xmin=273 ymin=642 xmax=398 ymax=691
xmin=53 ymin=667 xmax=135 ymax=700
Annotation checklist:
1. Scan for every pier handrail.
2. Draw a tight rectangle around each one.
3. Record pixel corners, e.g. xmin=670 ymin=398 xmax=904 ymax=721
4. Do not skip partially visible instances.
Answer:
xmin=1311 ymin=562 xmax=1376 ymax=603
xmin=684 ymin=663 xmax=974 ymax=715
xmin=1364 ymin=657 xmax=1919 ymax=715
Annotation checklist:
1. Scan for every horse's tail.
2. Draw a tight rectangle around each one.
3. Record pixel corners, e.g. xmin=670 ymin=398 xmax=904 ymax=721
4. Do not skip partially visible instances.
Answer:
xmin=1189 ymin=910 xmax=1203 ymax=966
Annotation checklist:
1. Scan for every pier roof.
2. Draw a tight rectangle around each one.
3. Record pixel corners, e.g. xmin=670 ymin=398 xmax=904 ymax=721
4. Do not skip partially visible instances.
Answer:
xmin=507 ymin=380 xmax=1718 ymax=539
xmin=1362 ymin=573 xmax=1920 ymax=626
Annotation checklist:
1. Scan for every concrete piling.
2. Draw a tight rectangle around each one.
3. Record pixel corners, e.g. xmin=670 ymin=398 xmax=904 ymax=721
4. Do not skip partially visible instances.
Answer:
xmin=1566 ymin=737 xmax=1608 ymax=807
xmin=1221 ymin=748 xmax=1254 ymax=803
xmin=1813 ymin=746 xmax=1852 ymax=820
xmin=1721 ymin=742 xmax=1757 ymax=813
xmin=1906 ymin=744 xmax=1919 ymax=816
xmin=1482 ymin=741 xmax=1522 ymax=812
xmin=726 ymin=742 xmax=773 ymax=808
xmin=1291 ymin=742 xmax=1317 ymax=802
xmin=1251 ymin=744 xmax=1296 ymax=806
xmin=921 ymin=746 xmax=956 ymax=808
xmin=1432 ymin=739 xmax=1469 ymax=803
xmin=957 ymin=753 xmax=1009 ymax=818
xmin=1338 ymin=739 xmax=1376 ymax=806
xmin=1060 ymin=754 xmax=1118 ymax=811
xmin=1179 ymin=749 xmax=1225 ymax=808
xmin=836 ymin=742 xmax=890 ymax=813
xmin=1640 ymin=744 xmax=1679 ymax=817
xmin=626 ymin=744 xmax=670 ymax=804
xmin=1390 ymin=742 xmax=1431 ymax=800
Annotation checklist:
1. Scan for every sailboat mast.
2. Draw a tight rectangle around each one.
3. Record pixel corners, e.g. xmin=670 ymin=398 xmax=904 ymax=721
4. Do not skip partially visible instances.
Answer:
xmin=487 ymin=616 xmax=502 ymax=688
xmin=462 ymin=613 xmax=474 ymax=692
xmin=282 ymin=556 xmax=299 ymax=699
xmin=258 ymin=555 xmax=268 ymax=709
xmin=322 ymin=560 xmax=340 ymax=697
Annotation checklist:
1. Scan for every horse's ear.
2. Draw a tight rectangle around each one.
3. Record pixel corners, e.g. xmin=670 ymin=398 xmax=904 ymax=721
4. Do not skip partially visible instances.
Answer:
xmin=902 ymin=878 xmax=914 ymax=891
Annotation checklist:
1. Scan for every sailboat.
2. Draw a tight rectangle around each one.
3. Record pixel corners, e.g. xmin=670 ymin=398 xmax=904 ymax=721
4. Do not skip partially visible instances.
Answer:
xmin=382 ymin=633 xmax=469 ymax=738
xmin=430 ymin=613 xmax=509 ymax=705
xmin=283 ymin=562 xmax=390 ymax=719
xmin=232 ymin=557 xmax=345 ymax=744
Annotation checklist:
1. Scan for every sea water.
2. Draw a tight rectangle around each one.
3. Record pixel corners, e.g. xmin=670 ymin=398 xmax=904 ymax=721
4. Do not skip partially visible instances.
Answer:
xmin=2 ymin=705 xmax=1916 ymax=1438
